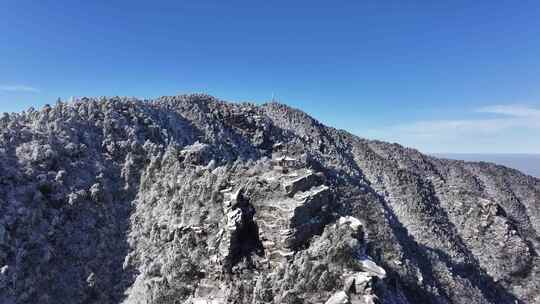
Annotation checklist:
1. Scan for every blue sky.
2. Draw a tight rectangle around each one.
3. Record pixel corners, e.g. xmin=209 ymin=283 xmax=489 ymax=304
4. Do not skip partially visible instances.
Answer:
xmin=1 ymin=1 xmax=539 ymax=153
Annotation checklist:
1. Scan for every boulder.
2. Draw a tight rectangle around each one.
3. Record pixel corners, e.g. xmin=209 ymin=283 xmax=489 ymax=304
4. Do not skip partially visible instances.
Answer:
xmin=358 ymin=257 xmax=386 ymax=279
xmin=325 ymin=291 xmax=350 ymax=304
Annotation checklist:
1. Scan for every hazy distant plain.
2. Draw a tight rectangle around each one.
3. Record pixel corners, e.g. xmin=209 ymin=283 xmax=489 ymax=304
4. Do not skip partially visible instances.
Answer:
xmin=434 ymin=154 xmax=540 ymax=178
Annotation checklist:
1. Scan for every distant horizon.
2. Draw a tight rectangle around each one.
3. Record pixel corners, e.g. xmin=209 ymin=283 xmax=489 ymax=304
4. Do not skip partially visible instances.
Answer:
xmin=432 ymin=153 xmax=540 ymax=178
xmin=432 ymin=152 xmax=540 ymax=155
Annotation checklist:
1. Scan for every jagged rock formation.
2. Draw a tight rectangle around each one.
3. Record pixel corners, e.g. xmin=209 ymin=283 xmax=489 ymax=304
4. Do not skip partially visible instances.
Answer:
xmin=0 ymin=95 xmax=538 ymax=304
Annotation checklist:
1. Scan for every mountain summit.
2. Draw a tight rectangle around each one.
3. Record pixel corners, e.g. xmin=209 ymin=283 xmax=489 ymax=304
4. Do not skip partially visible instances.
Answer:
xmin=0 ymin=95 xmax=538 ymax=304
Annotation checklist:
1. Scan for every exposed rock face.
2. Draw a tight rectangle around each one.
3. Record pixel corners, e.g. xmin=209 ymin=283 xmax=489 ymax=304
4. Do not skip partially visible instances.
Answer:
xmin=0 ymin=95 xmax=538 ymax=304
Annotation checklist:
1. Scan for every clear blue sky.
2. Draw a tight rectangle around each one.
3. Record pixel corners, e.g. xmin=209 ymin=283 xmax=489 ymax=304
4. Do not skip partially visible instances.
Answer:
xmin=1 ymin=1 xmax=539 ymax=153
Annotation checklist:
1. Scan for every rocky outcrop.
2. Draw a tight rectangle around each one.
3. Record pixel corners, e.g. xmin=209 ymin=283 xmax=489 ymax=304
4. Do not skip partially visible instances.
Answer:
xmin=0 ymin=95 xmax=538 ymax=304
xmin=217 ymin=187 xmax=264 ymax=271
